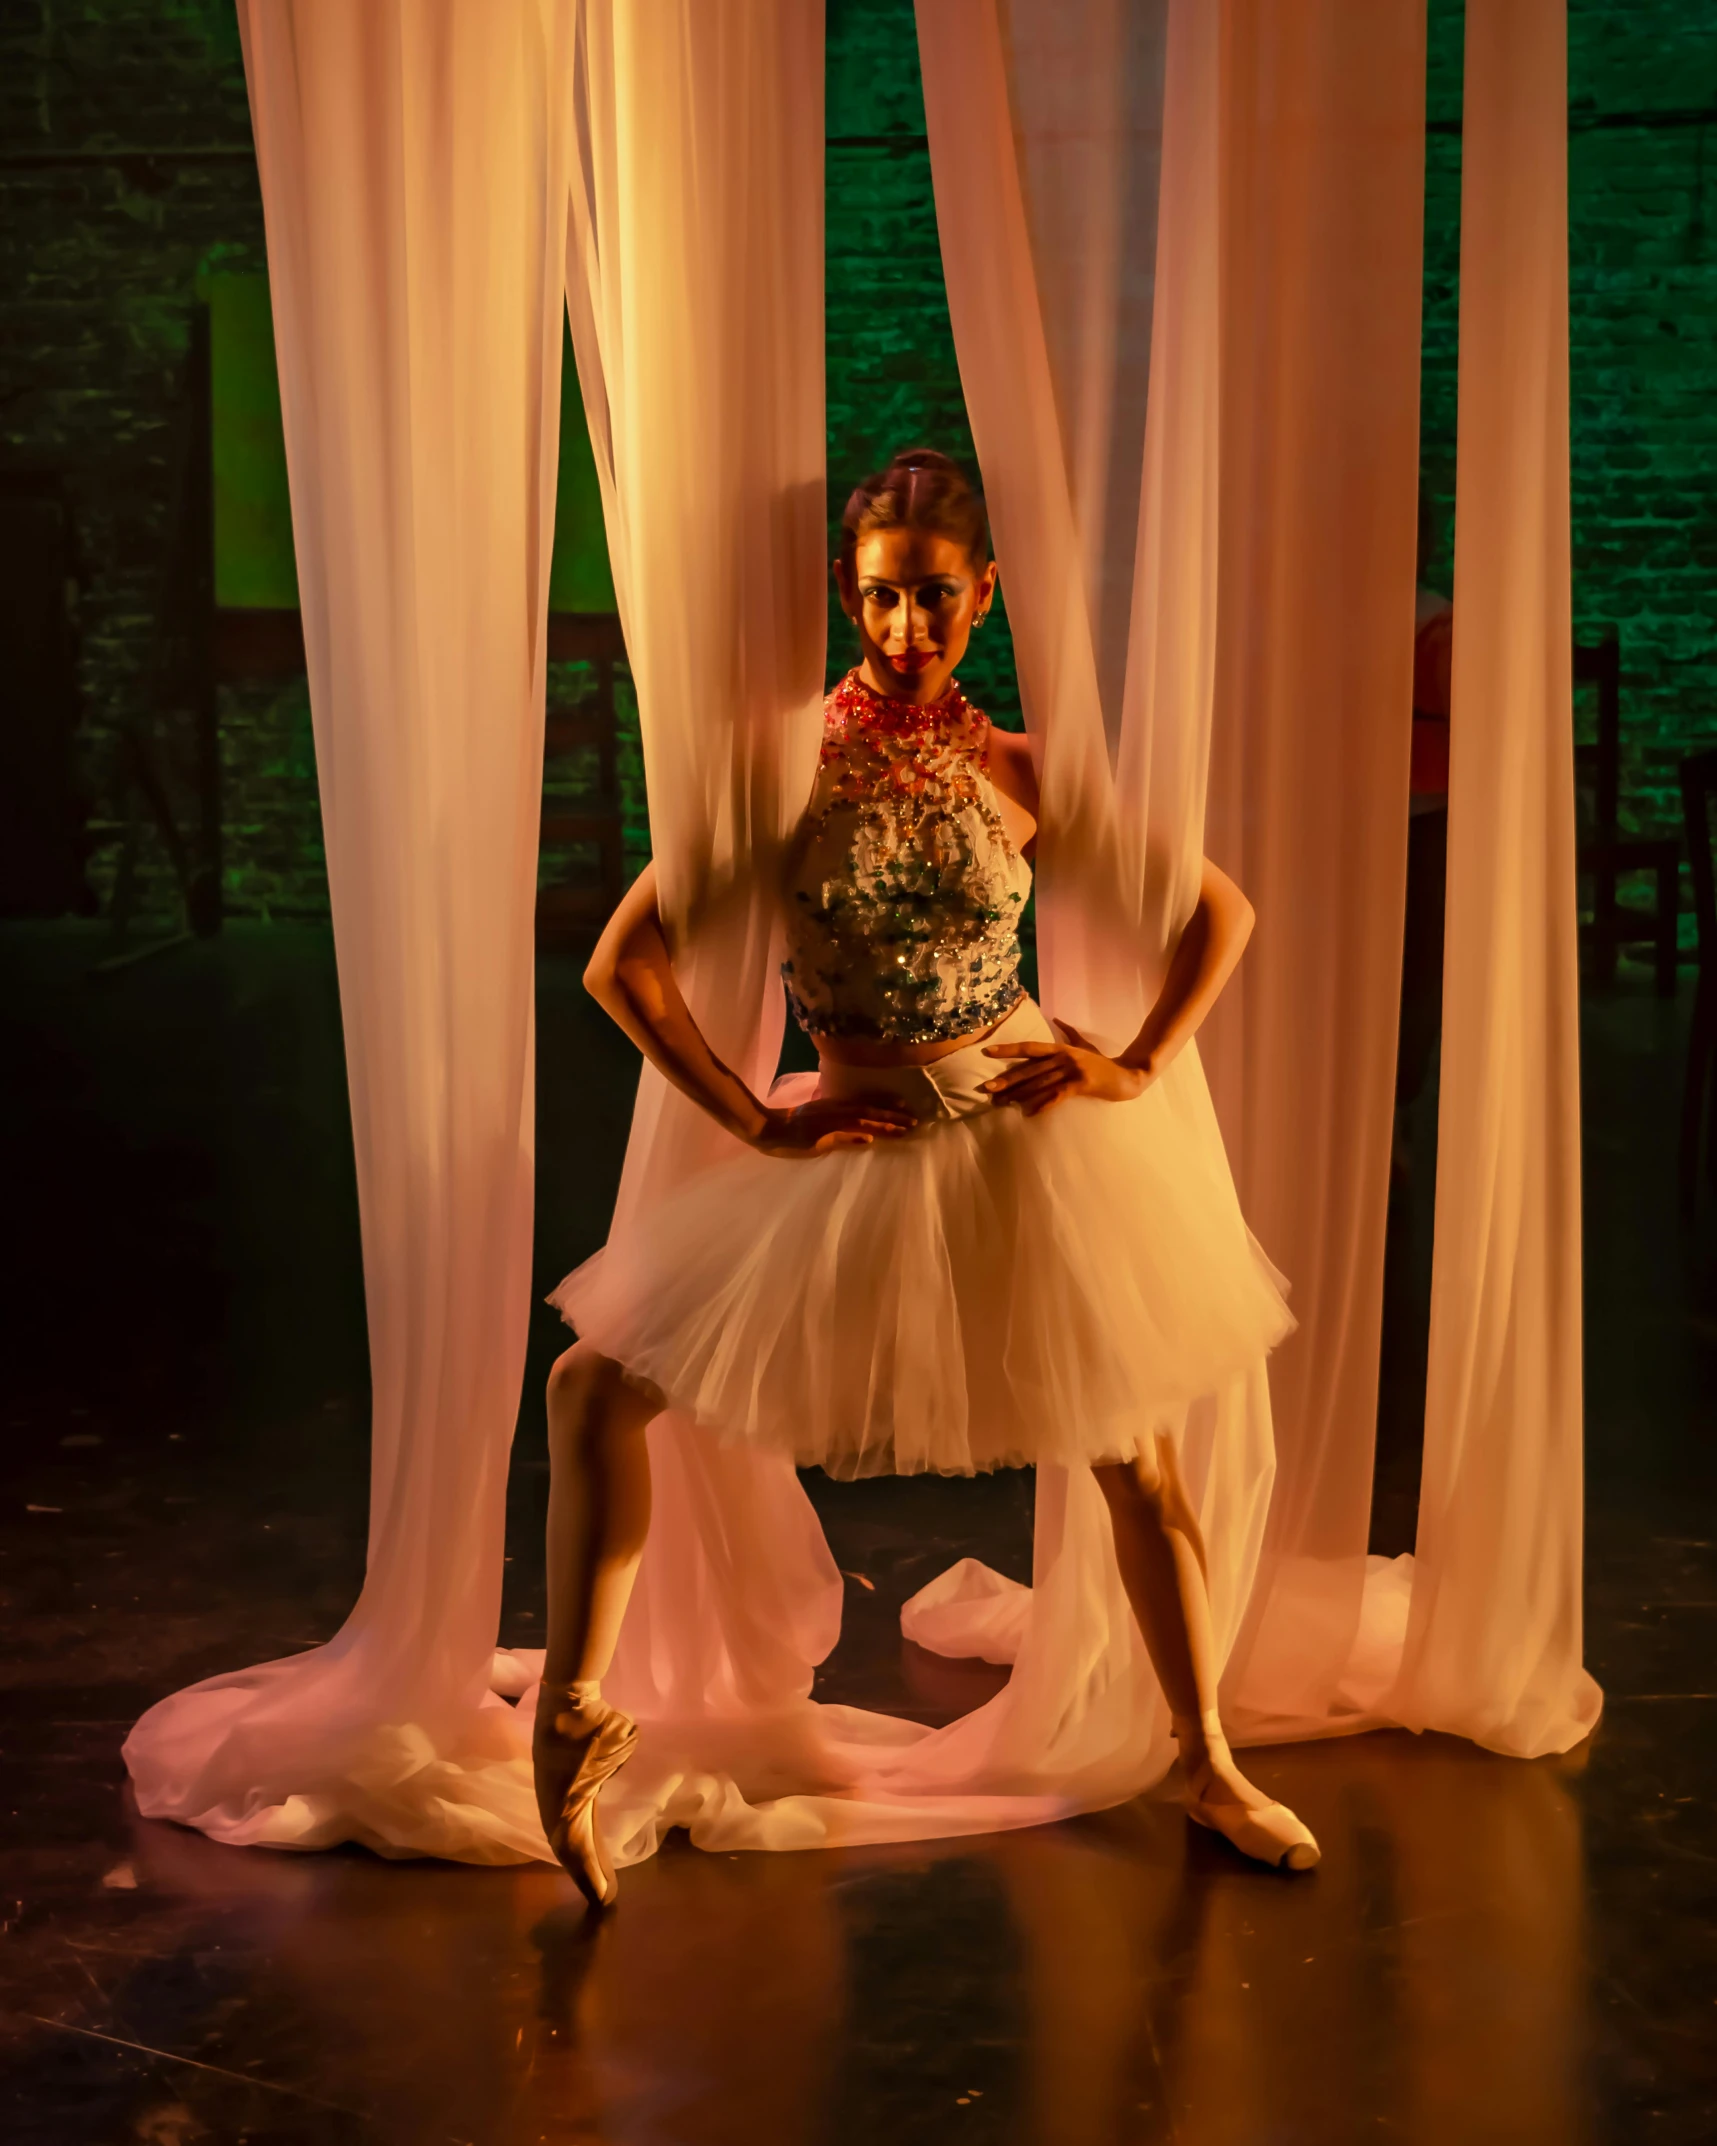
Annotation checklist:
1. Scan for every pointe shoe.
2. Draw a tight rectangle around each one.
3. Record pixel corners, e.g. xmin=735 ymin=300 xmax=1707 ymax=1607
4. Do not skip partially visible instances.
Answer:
xmin=1184 ymin=1783 xmax=1321 ymax=1871
xmin=533 ymin=1683 xmax=639 ymax=1910
xmin=1174 ymin=1710 xmax=1320 ymax=1873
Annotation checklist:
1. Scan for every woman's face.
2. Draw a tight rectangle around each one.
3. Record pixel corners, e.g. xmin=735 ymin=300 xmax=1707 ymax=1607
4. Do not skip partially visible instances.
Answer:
xmin=835 ymin=527 xmax=998 ymax=705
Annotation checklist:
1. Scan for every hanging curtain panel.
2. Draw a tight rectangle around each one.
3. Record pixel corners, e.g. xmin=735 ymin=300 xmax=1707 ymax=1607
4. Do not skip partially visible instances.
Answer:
xmin=1393 ymin=0 xmax=1601 ymax=1758
xmin=549 ymin=0 xmax=1200 ymax=1869
xmin=934 ymin=0 xmax=1597 ymax=1763
xmin=553 ymin=0 xmax=851 ymax=1761
xmin=124 ymin=0 xmax=574 ymax=1862
xmin=911 ymin=0 xmax=1277 ymax=1790
xmin=920 ymin=0 xmax=1431 ymax=1751
xmin=1200 ymin=0 xmax=1431 ymax=1743
xmin=125 ymin=0 xmax=1596 ymax=1877
xmin=562 ymin=0 xmax=830 ymax=1219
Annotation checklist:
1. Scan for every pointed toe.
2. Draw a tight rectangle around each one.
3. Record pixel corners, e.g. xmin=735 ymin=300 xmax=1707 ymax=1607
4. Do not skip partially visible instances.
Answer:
xmin=1186 ymin=1790 xmax=1320 ymax=1872
xmin=533 ymin=1698 xmax=639 ymax=1908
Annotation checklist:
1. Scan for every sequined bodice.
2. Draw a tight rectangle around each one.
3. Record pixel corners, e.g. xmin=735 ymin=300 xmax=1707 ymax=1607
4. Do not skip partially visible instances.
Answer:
xmin=781 ymin=670 xmax=1030 ymax=1045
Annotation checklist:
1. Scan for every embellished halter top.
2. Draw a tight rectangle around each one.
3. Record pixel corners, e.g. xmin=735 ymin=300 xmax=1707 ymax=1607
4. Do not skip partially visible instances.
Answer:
xmin=780 ymin=669 xmax=1031 ymax=1046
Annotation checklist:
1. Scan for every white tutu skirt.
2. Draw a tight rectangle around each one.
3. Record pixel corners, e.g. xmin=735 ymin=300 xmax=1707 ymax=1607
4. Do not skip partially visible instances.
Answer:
xmin=550 ymin=998 xmax=1293 ymax=1479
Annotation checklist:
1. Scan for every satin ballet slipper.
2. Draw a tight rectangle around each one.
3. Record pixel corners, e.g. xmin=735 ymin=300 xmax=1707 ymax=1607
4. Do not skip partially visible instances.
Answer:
xmin=1173 ymin=1710 xmax=1320 ymax=1873
xmin=533 ymin=1682 xmax=639 ymax=1910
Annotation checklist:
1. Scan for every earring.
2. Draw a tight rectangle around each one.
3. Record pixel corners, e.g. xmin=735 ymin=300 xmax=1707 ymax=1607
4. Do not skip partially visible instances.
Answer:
xmin=973 ymin=610 xmax=989 ymax=629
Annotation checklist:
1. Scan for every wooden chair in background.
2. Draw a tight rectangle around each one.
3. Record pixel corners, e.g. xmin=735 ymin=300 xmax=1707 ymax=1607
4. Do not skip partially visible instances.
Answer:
xmin=1574 ymin=629 xmax=1679 ymax=997
xmin=205 ymin=602 xmax=632 ymax=952
xmin=1680 ymin=745 xmax=1717 ymax=1212
xmin=101 ymin=299 xmax=223 ymax=963
xmin=125 ymin=281 xmax=631 ymax=962
xmin=537 ymin=611 xmax=628 ymax=948
xmin=0 ymin=471 xmax=93 ymax=920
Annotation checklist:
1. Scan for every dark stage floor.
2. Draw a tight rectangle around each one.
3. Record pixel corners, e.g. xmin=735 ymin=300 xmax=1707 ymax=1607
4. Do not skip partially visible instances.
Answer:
xmin=3 ymin=922 xmax=1714 ymax=2145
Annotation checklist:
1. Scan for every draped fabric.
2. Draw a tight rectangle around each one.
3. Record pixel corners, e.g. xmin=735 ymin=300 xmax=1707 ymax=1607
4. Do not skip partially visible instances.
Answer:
xmin=1196 ymin=0 xmax=1432 ymax=1742
xmin=918 ymin=0 xmax=1211 ymax=1045
xmin=925 ymin=0 xmax=1598 ymax=1763
xmin=561 ymin=0 xmax=1255 ymax=1868
xmin=1392 ymin=0 xmax=1601 ymax=1755
xmin=125 ymin=0 xmax=573 ymax=1860
xmin=125 ymin=0 xmax=1596 ymax=1871
xmin=554 ymin=0 xmax=848 ymax=1746
xmin=923 ymin=0 xmax=1388 ymax=1742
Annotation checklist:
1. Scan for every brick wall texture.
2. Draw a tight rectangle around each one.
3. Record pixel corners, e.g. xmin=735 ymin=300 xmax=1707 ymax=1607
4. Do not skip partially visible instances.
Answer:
xmin=1423 ymin=0 xmax=1717 ymax=858
xmin=2 ymin=0 xmax=1713 ymax=922
xmin=1 ymin=1 xmax=269 ymax=921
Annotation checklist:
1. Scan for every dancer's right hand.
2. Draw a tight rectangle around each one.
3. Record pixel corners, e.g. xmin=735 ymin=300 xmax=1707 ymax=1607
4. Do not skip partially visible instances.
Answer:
xmin=751 ymin=1097 xmax=918 ymax=1157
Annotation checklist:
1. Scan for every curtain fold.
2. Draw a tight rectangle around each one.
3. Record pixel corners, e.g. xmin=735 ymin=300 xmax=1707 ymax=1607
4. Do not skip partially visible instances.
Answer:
xmin=556 ymin=0 xmax=846 ymax=1739
xmin=556 ymin=0 xmax=1220 ymax=1870
xmin=910 ymin=0 xmax=1274 ymax=1767
xmin=930 ymin=0 xmax=1214 ymax=1049
xmin=918 ymin=0 xmax=1430 ymax=1752
xmin=926 ymin=0 xmax=1598 ymax=1769
xmin=125 ymin=0 xmax=1597 ymax=1875
xmin=123 ymin=0 xmax=572 ymax=1863
xmin=1391 ymin=0 xmax=1602 ymax=1757
xmin=1199 ymin=0 xmax=1431 ymax=1743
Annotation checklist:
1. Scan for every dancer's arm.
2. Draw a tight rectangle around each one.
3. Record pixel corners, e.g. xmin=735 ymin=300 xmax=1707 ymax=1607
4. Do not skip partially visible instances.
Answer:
xmin=1118 ymin=858 xmax=1255 ymax=1077
xmin=585 ymin=864 xmax=915 ymax=1156
xmin=981 ymin=859 xmax=1255 ymax=1116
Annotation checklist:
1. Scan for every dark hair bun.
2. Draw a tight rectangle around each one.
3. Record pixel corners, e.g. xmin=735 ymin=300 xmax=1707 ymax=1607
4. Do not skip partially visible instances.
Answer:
xmin=886 ymin=447 xmax=961 ymax=475
xmin=839 ymin=446 xmax=989 ymax=571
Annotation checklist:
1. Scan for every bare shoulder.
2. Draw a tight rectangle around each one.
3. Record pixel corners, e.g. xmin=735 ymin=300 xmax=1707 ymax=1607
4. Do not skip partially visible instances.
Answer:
xmin=985 ymin=725 xmax=1039 ymax=816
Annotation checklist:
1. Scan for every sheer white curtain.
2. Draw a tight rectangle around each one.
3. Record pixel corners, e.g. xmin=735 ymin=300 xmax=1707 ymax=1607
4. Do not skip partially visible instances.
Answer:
xmin=1392 ymin=0 xmax=1601 ymax=1755
xmin=124 ymin=0 xmax=572 ymax=1861
xmin=916 ymin=0 xmax=1425 ymax=1754
xmin=917 ymin=0 xmax=1212 ymax=1043
xmin=1197 ymin=0 xmax=1432 ymax=1742
xmin=549 ymin=0 xmax=850 ymax=1763
xmin=922 ymin=0 xmax=1599 ymax=1765
xmin=125 ymin=0 xmax=1203 ymax=1879
xmin=906 ymin=0 xmax=1280 ymax=1767
xmin=557 ymin=0 xmax=1222 ymax=1868
xmin=128 ymin=0 xmax=1594 ymax=1876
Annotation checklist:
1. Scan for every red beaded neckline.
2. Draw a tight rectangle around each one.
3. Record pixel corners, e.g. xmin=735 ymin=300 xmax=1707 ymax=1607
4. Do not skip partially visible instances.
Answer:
xmin=833 ymin=667 xmax=979 ymax=734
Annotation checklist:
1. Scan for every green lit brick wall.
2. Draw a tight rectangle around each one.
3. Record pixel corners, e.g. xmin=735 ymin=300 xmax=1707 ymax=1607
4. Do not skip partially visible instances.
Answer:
xmin=0 ymin=0 xmax=266 ymax=922
xmin=4 ymin=0 xmax=1713 ymax=921
xmin=0 ymin=2 xmax=618 ymax=926
xmin=1565 ymin=0 xmax=1717 ymax=838
xmin=1422 ymin=0 xmax=1717 ymax=852
xmin=825 ymin=0 xmax=1020 ymax=728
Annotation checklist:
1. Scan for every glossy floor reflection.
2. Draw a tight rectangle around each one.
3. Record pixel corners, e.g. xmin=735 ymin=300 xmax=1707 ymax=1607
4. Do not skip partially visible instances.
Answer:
xmin=4 ymin=1734 xmax=1606 ymax=2146
xmin=3 ymin=925 xmax=1715 ymax=2145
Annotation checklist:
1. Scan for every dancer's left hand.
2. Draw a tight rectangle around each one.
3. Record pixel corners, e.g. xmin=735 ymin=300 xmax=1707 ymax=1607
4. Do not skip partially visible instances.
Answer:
xmin=981 ymin=1019 xmax=1148 ymax=1116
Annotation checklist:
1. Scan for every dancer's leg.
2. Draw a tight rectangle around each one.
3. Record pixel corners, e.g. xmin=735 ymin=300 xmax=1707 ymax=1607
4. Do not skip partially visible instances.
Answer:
xmin=1094 ymin=1436 xmax=1319 ymax=1869
xmin=1098 ymin=1442 xmax=1244 ymax=1794
xmin=1093 ymin=1437 xmax=1273 ymax=1812
xmin=542 ymin=1342 xmax=657 ymax=1684
xmin=534 ymin=1341 xmax=657 ymax=1906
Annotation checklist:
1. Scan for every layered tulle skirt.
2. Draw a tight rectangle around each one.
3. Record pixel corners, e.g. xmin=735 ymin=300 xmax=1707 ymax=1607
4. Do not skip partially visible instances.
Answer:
xmin=550 ymin=998 xmax=1293 ymax=1479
